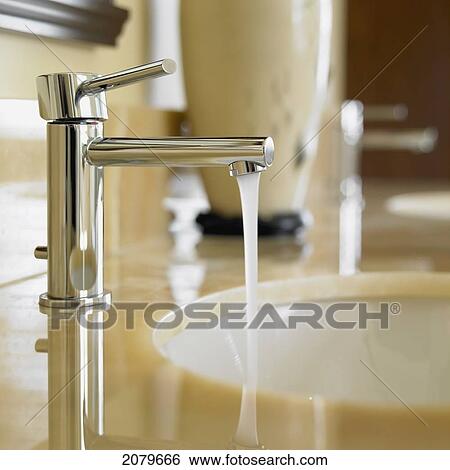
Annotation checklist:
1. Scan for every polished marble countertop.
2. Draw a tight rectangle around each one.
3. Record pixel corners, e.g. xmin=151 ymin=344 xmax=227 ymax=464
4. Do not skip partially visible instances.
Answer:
xmin=1 ymin=179 xmax=450 ymax=449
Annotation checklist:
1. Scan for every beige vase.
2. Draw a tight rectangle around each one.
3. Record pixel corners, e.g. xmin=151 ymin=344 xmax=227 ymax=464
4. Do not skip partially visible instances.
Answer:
xmin=181 ymin=0 xmax=332 ymax=219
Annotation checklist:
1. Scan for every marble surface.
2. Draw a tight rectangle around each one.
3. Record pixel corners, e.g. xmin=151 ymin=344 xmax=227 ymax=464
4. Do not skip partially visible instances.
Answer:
xmin=1 ymin=179 xmax=450 ymax=449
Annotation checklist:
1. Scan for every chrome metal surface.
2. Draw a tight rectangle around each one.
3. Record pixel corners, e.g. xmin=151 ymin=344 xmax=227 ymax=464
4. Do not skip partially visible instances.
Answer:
xmin=36 ymin=59 xmax=175 ymax=121
xmin=337 ymin=101 xmax=438 ymax=276
xmin=38 ymin=292 xmax=112 ymax=310
xmin=45 ymin=122 xmax=105 ymax=302
xmin=36 ymin=72 xmax=108 ymax=121
xmin=229 ymin=161 xmax=264 ymax=176
xmin=37 ymin=59 xmax=273 ymax=310
xmin=338 ymin=101 xmax=364 ymax=276
xmin=46 ymin=307 xmax=106 ymax=449
xmin=87 ymin=137 xmax=273 ymax=171
xmin=363 ymin=128 xmax=438 ymax=154
xmin=34 ymin=245 xmax=48 ymax=260
xmin=34 ymin=338 xmax=48 ymax=353
xmin=79 ymin=59 xmax=176 ymax=95
xmin=340 ymin=100 xmax=364 ymax=181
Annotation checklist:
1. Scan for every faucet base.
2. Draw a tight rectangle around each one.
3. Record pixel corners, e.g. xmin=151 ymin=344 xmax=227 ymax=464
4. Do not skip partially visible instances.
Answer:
xmin=38 ymin=291 xmax=112 ymax=310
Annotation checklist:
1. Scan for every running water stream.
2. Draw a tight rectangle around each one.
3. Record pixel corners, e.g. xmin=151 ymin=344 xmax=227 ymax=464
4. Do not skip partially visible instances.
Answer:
xmin=233 ymin=172 xmax=261 ymax=448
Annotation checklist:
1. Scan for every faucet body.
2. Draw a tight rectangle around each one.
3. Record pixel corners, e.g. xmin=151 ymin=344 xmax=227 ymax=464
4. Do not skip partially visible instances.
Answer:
xmin=42 ymin=121 xmax=107 ymax=307
xmin=35 ymin=60 xmax=273 ymax=308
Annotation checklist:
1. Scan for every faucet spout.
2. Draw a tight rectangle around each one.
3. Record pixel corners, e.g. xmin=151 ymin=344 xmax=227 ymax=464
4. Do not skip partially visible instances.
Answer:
xmin=86 ymin=137 xmax=274 ymax=176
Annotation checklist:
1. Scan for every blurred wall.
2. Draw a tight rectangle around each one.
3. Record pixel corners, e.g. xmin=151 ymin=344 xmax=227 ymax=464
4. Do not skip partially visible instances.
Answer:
xmin=346 ymin=0 xmax=448 ymax=180
xmin=0 ymin=0 xmax=149 ymax=106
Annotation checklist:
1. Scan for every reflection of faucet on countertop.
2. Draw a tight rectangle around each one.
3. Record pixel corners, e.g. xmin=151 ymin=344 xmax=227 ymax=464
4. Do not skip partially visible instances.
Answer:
xmin=164 ymin=169 xmax=209 ymax=304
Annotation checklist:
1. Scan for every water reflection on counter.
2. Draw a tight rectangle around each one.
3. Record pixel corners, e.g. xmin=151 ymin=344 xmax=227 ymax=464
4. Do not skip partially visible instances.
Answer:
xmin=41 ymin=263 xmax=450 ymax=449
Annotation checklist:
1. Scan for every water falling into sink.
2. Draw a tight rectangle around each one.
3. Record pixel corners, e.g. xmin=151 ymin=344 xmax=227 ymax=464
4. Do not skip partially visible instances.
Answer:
xmin=234 ymin=172 xmax=261 ymax=448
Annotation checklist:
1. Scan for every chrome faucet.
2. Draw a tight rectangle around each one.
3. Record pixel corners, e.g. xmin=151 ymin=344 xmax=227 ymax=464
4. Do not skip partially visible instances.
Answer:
xmin=34 ymin=59 xmax=274 ymax=309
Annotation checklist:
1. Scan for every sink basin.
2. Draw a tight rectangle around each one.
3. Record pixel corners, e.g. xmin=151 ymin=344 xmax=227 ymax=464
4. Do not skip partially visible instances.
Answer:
xmin=154 ymin=272 xmax=450 ymax=448
xmin=386 ymin=191 xmax=450 ymax=221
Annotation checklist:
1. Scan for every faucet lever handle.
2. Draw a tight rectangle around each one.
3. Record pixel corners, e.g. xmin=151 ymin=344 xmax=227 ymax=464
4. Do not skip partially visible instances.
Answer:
xmin=78 ymin=59 xmax=176 ymax=96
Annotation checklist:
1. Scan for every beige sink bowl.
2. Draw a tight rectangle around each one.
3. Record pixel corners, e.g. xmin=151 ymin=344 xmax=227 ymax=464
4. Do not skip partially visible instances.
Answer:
xmin=155 ymin=272 xmax=450 ymax=449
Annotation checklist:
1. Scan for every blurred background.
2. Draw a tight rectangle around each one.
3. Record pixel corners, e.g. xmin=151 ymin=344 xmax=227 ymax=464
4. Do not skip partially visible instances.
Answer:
xmin=0 ymin=0 xmax=449 ymax=449
xmin=0 ymin=0 xmax=448 ymax=278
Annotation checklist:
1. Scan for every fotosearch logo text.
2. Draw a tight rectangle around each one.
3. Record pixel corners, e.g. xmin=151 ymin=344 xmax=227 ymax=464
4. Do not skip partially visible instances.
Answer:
xmin=47 ymin=301 xmax=402 ymax=331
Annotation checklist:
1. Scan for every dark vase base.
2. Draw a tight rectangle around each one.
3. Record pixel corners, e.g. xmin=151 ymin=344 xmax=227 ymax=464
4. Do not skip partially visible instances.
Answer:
xmin=196 ymin=211 xmax=308 ymax=237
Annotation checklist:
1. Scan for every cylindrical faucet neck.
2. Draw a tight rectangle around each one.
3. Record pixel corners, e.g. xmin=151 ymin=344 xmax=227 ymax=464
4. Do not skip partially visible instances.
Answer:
xmin=86 ymin=137 xmax=274 ymax=176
